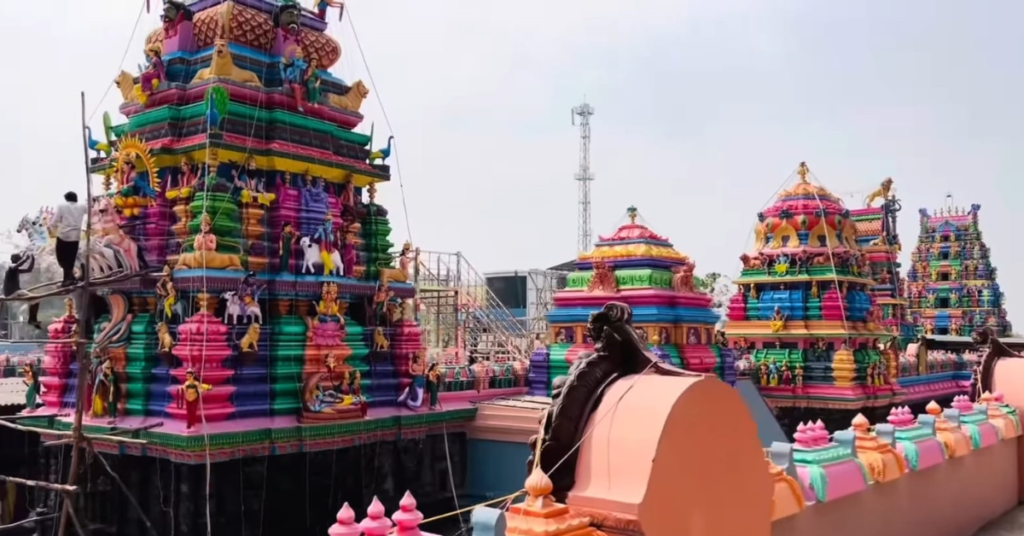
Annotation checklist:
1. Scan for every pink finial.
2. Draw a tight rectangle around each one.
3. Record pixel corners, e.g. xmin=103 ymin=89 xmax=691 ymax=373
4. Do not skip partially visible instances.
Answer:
xmin=794 ymin=422 xmax=812 ymax=447
xmin=328 ymin=503 xmax=362 ymax=536
xmin=359 ymin=497 xmax=394 ymax=536
xmin=391 ymin=491 xmax=424 ymax=536
xmin=813 ymin=420 xmax=829 ymax=446
xmin=951 ymin=395 xmax=973 ymax=413
xmin=995 ymin=392 xmax=1005 ymax=403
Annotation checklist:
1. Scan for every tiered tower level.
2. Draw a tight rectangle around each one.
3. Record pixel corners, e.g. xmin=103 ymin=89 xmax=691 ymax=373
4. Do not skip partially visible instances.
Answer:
xmin=906 ymin=203 xmax=1012 ymax=338
xmin=725 ymin=163 xmax=898 ymax=411
xmin=528 ymin=207 xmax=734 ymax=395
xmin=848 ymin=178 xmax=915 ymax=340
xmin=27 ymin=0 xmax=518 ymax=460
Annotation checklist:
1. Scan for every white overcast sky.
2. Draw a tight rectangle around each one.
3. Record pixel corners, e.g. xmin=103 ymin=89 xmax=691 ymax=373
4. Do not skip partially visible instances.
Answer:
xmin=1 ymin=0 xmax=1022 ymax=322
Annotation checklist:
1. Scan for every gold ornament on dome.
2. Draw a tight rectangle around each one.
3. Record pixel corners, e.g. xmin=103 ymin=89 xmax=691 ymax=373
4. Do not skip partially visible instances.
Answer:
xmin=580 ymin=243 xmax=688 ymax=263
xmin=776 ymin=161 xmax=841 ymax=203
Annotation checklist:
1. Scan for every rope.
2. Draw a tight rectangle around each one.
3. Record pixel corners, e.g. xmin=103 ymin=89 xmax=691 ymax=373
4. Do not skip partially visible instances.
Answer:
xmin=806 ymin=170 xmax=851 ymax=339
xmin=344 ymin=8 xmax=413 ymax=242
xmin=87 ymin=0 xmax=149 ymax=124
xmin=441 ymin=422 xmax=465 ymax=531
xmin=421 ymin=360 xmax=664 ymax=527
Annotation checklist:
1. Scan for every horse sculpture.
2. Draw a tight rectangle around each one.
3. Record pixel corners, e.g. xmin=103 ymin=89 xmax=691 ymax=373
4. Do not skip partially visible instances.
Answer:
xmin=90 ymin=197 xmax=141 ymax=272
xmin=77 ymin=197 xmax=141 ymax=279
xmin=16 ymin=208 xmax=54 ymax=254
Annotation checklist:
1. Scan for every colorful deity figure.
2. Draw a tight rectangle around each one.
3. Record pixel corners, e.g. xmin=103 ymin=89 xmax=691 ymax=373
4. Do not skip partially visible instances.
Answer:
xmin=162 ymin=0 xmax=192 ymax=38
xmin=22 ymin=363 xmax=39 ymax=411
xmin=313 ymin=0 xmax=345 ymax=20
xmin=313 ymin=213 xmax=343 ymax=274
xmin=177 ymin=156 xmax=197 ymax=196
xmin=176 ymin=212 xmax=244 ymax=270
xmin=767 ymin=359 xmax=780 ymax=387
xmin=397 ymin=351 xmax=426 ymax=410
xmin=304 ymin=57 xmax=322 ymax=106
xmin=120 ymin=159 xmax=158 ymax=200
xmin=279 ymin=222 xmax=297 ymax=273
xmin=156 ymin=264 xmax=177 ymax=320
xmin=314 ymin=281 xmax=342 ymax=322
xmin=282 ymin=49 xmax=309 ymax=110
xmin=138 ymin=43 xmax=166 ymax=105
xmin=234 ymin=271 xmax=263 ymax=318
xmin=926 ymin=293 xmax=936 ymax=308
xmin=770 ymin=306 xmax=787 ymax=333
xmin=950 ymin=291 xmax=960 ymax=308
xmin=232 ymin=157 xmax=276 ymax=206
xmin=373 ymin=284 xmax=394 ymax=323
xmin=339 ymin=178 xmax=357 ymax=217
xmin=794 ymin=366 xmax=804 ymax=388
xmin=780 ymin=360 xmax=792 ymax=386
xmin=92 ymin=359 xmax=119 ymax=421
xmin=866 ymin=363 xmax=876 ymax=387
xmin=342 ymin=224 xmax=357 ymax=277
xmin=178 ymin=368 xmax=212 ymax=430
xmin=426 ymin=362 xmax=441 ymax=410
xmin=758 ymin=360 xmax=768 ymax=386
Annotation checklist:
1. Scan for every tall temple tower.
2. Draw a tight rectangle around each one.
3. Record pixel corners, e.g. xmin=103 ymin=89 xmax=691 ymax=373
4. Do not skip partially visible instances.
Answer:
xmin=850 ymin=178 xmax=914 ymax=341
xmin=724 ymin=163 xmax=897 ymax=416
xmin=905 ymin=202 xmax=1012 ymax=337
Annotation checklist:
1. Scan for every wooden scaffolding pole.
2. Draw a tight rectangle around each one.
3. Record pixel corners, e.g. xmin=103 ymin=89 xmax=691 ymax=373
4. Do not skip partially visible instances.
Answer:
xmin=57 ymin=90 xmax=96 ymax=536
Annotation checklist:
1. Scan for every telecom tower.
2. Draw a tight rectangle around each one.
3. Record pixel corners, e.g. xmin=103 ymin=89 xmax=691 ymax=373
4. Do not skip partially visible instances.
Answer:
xmin=572 ymin=100 xmax=595 ymax=253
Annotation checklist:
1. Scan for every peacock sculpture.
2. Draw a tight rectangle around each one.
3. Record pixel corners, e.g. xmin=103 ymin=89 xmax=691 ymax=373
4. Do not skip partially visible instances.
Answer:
xmin=369 ymin=135 xmax=394 ymax=165
xmin=205 ymin=86 xmax=230 ymax=132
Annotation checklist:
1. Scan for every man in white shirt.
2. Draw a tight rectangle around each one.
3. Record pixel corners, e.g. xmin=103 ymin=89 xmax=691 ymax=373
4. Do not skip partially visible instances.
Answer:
xmin=49 ymin=191 xmax=88 ymax=287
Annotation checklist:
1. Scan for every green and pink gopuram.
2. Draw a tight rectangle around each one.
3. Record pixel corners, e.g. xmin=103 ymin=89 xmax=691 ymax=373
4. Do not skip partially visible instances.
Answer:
xmin=530 ymin=207 xmax=726 ymax=395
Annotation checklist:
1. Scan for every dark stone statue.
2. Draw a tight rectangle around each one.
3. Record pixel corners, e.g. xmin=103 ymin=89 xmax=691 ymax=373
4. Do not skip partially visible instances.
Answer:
xmin=526 ymin=302 xmax=698 ymax=501
xmin=972 ymin=326 xmax=1023 ymax=399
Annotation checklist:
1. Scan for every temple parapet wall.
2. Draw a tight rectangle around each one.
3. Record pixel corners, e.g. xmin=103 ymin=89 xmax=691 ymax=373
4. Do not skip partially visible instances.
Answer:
xmin=545 ymin=370 xmax=1022 ymax=536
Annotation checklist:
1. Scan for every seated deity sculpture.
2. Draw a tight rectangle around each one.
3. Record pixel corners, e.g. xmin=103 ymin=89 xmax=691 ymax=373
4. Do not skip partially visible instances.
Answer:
xmin=174 ymin=212 xmax=244 ymax=270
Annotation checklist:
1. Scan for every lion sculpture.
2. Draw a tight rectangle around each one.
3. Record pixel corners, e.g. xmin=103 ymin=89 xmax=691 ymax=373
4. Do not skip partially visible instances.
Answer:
xmin=192 ymin=40 xmax=263 ymax=86
xmin=864 ymin=177 xmax=894 ymax=208
xmin=327 ymin=80 xmax=370 ymax=113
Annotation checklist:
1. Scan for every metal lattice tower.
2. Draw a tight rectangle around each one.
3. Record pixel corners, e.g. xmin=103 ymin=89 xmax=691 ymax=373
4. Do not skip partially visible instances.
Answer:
xmin=572 ymin=100 xmax=595 ymax=253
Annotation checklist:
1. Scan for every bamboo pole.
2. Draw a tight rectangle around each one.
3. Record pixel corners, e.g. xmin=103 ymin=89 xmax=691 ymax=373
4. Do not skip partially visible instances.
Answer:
xmin=41 ymin=422 xmax=162 ymax=447
xmin=57 ymin=91 xmax=95 ymax=536
xmin=0 ymin=475 xmax=78 ymax=494
xmin=0 ymin=418 xmax=148 ymax=445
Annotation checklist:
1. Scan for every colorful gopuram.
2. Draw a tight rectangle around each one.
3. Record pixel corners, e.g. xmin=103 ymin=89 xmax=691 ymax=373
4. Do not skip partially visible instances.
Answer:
xmin=725 ymin=163 xmax=897 ymax=416
xmin=905 ymin=202 xmax=1012 ymax=338
xmin=529 ymin=207 xmax=732 ymax=395
xmin=20 ymin=1 xmax=491 ymax=532
xmin=849 ymin=178 xmax=914 ymax=340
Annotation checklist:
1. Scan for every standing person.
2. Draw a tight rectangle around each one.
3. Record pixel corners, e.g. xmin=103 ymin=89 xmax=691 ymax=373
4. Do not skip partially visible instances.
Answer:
xmin=49 ymin=192 xmax=88 ymax=287
xmin=3 ymin=253 xmax=40 ymax=330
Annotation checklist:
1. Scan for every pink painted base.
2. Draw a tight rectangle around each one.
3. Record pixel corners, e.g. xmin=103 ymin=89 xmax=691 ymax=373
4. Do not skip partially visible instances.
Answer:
xmin=795 ymin=457 xmax=868 ymax=502
xmin=896 ymin=379 xmax=969 ymax=403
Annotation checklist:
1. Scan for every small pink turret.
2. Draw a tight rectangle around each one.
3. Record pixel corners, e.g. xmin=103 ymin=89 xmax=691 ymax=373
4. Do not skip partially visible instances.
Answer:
xmin=359 ymin=497 xmax=393 ymax=536
xmin=951 ymin=394 xmax=974 ymax=414
xmin=811 ymin=420 xmax=829 ymax=446
xmin=887 ymin=406 xmax=914 ymax=427
xmin=793 ymin=422 xmax=812 ymax=447
xmin=391 ymin=491 xmax=424 ymax=536
xmin=328 ymin=503 xmax=362 ymax=536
